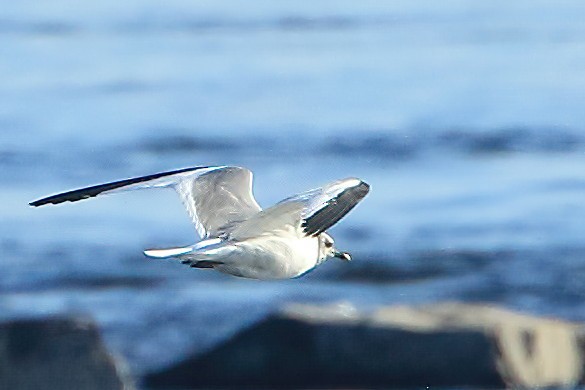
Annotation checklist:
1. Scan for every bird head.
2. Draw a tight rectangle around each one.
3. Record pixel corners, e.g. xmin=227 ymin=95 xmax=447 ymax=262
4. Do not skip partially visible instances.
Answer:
xmin=319 ymin=232 xmax=351 ymax=262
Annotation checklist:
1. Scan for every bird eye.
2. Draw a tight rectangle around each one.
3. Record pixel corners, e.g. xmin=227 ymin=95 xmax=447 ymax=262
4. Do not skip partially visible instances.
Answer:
xmin=324 ymin=241 xmax=333 ymax=248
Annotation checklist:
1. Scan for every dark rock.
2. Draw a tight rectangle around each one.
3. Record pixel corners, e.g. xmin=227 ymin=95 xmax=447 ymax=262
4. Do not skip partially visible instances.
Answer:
xmin=145 ymin=302 xmax=584 ymax=389
xmin=0 ymin=317 xmax=134 ymax=390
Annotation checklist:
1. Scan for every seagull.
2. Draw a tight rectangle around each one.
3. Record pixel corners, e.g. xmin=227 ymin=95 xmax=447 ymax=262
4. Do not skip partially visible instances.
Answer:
xmin=30 ymin=166 xmax=370 ymax=280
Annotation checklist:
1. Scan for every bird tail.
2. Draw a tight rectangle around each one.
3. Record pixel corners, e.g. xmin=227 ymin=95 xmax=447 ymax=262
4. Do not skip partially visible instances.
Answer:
xmin=143 ymin=246 xmax=194 ymax=259
xmin=143 ymin=238 xmax=228 ymax=260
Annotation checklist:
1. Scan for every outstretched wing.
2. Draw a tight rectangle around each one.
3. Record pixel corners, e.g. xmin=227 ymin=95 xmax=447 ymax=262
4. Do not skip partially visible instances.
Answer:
xmin=211 ymin=177 xmax=369 ymax=241
xmin=174 ymin=166 xmax=261 ymax=238
xmin=276 ymin=177 xmax=370 ymax=237
xmin=29 ymin=166 xmax=262 ymax=239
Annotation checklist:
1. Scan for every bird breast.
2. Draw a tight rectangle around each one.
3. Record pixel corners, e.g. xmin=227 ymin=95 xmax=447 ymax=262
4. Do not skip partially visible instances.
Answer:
xmin=221 ymin=235 xmax=319 ymax=280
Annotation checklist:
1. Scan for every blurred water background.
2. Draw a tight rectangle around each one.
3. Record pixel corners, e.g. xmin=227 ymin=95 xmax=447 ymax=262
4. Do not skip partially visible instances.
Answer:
xmin=1 ymin=0 xmax=585 ymax=378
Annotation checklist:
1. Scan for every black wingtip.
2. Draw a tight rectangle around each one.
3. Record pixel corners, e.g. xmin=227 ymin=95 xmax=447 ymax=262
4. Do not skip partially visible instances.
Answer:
xmin=357 ymin=180 xmax=370 ymax=196
xmin=29 ymin=200 xmax=52 ymax=207
xmin=29 ymin=198 xmax=65 ymax=207
xmin=28 ymin=166 xmax=211 ymax=209
xmin=29 ymin=197 xmax=51 ymax=207
xmin=29 ymin=194 xmax=78 ymax=207
xmin=302 ymin=178 xmax=370 ymax=236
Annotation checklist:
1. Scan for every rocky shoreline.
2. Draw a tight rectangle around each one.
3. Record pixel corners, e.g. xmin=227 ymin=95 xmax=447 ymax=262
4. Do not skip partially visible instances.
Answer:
xmin=0 ymin=317 xmax=134 ymax=390
xmin=3 ymin=303 xmax=584 ymax=390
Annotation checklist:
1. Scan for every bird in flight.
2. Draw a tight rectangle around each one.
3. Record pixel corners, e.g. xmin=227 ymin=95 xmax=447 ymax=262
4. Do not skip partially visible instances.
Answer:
xmin=30 ymin=166 xmax=370 ymax=280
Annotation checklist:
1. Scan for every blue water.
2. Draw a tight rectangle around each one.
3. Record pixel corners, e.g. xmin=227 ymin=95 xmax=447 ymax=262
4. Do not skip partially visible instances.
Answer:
xmin=1 ymin=0 xmax=585 ymax=379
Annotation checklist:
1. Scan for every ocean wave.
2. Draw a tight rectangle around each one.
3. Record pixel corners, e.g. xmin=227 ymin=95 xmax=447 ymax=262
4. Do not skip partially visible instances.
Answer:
xmin=2 ymin=128 xmax=581 ymax=176
xmin=0 ymin=15 xmax=381 ymax=37
xmin=0 ymin=19 xmax=79 ymax=36
xmin=133 ymin=127 xmax=583 ymax=158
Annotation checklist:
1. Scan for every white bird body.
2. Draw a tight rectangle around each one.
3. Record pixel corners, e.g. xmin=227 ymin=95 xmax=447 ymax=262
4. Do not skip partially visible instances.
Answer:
xmin=30 ymin=166 xmax=369 ymax=280
xmin=205 ymin=235 xmax=319 ymax=280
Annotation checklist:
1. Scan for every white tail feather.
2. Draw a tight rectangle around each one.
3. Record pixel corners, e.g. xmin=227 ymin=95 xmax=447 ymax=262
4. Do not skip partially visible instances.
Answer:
xmin=144 ymin=246 xmax=194 ymax=258
xmin=143 ymin=238 xmax=225 ymax=259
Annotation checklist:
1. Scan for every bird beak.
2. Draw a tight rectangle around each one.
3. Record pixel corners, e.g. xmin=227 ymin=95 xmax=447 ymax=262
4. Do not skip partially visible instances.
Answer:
xmin=333 ymin=251 xmax=351 ymax=261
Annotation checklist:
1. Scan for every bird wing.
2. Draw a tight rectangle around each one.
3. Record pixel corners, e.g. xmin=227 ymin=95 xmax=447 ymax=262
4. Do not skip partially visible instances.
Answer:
xmin=227 ymin=177 xmax=369 ymax=240
xmin=224 ymin=201 xmax=305 ymax=240
xmin=29 ymin=166 xmax=262 ymax=239
xmin=278 ymin=177 xmax=370 ymax=236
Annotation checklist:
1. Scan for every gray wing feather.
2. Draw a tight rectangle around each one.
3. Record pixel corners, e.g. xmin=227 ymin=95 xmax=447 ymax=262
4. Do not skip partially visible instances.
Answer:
xmin=278 ymin=178 xmax=370 ymax=237
xmin=225 ymin=201 xmax=304 ymax=240
xmin=29 ymin=166 xmax=262 ymax=239
xmin=228 ymin=177 xmax=369 ymax=241
xmin=176 ymin=167 xmax=261 ymax=238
